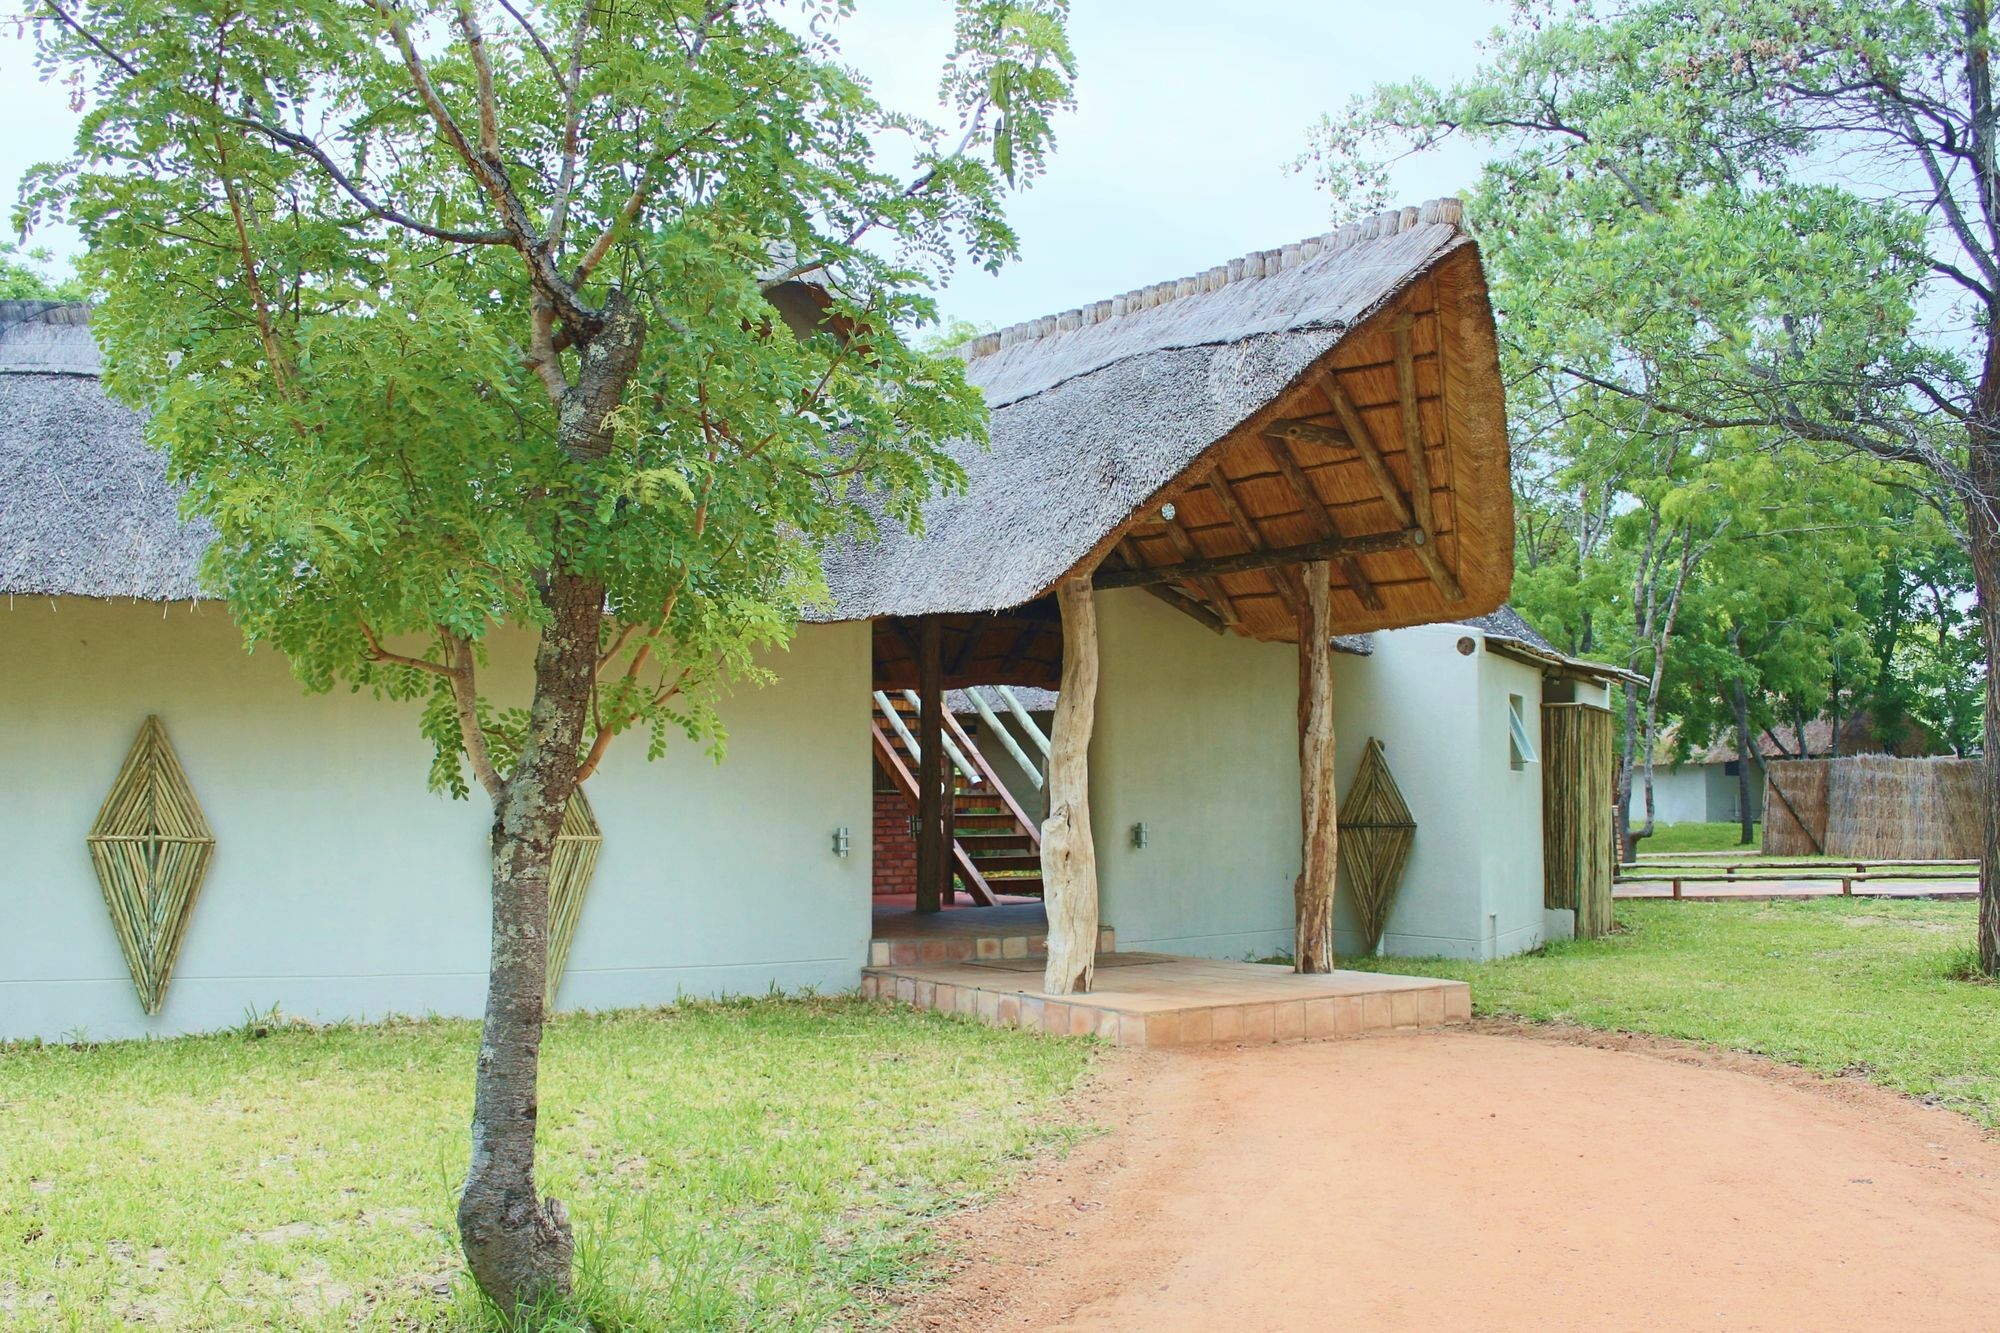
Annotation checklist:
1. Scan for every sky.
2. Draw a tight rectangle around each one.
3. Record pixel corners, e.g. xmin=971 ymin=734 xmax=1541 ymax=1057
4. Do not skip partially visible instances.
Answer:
xmin=0 ymin=1 xmax=1503 ymax=327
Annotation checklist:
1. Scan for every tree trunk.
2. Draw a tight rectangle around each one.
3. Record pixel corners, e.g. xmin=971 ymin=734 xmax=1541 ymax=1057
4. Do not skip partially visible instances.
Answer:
xmin=916 ymin=616 xmax=945 ymax=914
xmin=1730 ymin=673 xmax=1755 ymax=847
xmin=1615 ymin=681 xmax=1646 ymax=860
xmin=457 ymin=570 xmax=604 ymax=1315
xmin=1041 ymin=577 xmax=1100 ymax=995
xmin=459 ymin=290 xmax=646 ymax=1314
xmin=1966 ymin=453 xmax=2000 ymax=977
xmin=1294 ymin=561 xmax=1338 ymax=972
xmin=1964 ymin=322 xmax=2000 ymax=978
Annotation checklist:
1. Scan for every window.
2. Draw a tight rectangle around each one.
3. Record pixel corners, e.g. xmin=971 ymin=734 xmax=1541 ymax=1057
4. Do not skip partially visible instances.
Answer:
xmin=1508 ymin=694 xmax=1537 ymax=771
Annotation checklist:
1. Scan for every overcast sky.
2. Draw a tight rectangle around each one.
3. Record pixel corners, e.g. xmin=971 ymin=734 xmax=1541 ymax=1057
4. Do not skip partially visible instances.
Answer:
xmin=0 ymin=1 xmax=1502 ymax=327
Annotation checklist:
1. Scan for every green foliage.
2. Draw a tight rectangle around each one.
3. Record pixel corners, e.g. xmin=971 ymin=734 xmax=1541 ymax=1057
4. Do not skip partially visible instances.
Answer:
xmin=0 ymin=240 xmax=84 ymax=300
xmin=1346 ymin=898 xmax=2000 ymax=1125
xmin=1305 ymin=0 xmax=1989 ymax=776
xmin=0 ymin=997 xmax=1093 ymax=1328
xmin=24 ymin=0 xmax=1077 ymax=792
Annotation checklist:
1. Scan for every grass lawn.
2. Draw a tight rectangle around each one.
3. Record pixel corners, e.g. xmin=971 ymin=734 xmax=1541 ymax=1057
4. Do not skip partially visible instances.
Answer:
xmin=1632 ymin=820 xmax=1762 ymax=854
xmin=1347 ymin=898 xmax=2000 ymax=1125
xmin=0 ymin=997 xmax=1092 ymax=1331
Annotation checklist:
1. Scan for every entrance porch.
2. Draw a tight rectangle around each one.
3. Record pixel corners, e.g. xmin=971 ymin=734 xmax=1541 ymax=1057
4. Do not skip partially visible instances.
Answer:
xmin=864 ymin=902 xmax=1469 ymax=1048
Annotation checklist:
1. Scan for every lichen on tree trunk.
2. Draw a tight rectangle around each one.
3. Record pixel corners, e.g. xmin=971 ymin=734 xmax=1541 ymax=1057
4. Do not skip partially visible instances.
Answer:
xmin=1041 ymin=577 xmax=1100 ymax=995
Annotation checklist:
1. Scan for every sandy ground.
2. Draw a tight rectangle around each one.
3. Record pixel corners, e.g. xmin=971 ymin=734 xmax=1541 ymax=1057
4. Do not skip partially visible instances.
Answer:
xmin=895 ymin=1023 xmax=2000 ymax=1332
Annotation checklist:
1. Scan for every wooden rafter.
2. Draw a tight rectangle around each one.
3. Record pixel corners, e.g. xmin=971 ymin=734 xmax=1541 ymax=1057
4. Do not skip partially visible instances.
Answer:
xmin=1153 ymin=517 xmax=1244 ymax=626
xmin=1092 ymin=526 xmax=1419 ymax=589
xmin=1203 ymin=466 xmax=1303 ymax=616
xmin=1115 ymin=538 xmax=1229 ymax=634
xmin=998 ymin=620 xmax=1041 ymax=675
xmin=1392 ymin=313 xmax=1437 ymax=536
xmin=1262 ymin=435 xmax=1383 ymax=611
xmin=1268 ymin=397 xmax=1466 ymax=601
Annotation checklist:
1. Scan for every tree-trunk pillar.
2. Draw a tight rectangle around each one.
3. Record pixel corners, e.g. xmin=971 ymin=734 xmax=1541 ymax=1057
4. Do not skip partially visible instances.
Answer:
xmin=1042 ymin=576 xmax=1101 ymax=994
xmin=916 ymin=615 xmax=946 ymax=914
xmin=1295 ymin=561 xmax=1338 ymax=972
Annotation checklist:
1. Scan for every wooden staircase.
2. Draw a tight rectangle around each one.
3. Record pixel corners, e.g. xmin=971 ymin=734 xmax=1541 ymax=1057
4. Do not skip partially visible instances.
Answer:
xmin=872 ymin=691 xmax=1044 ymax=905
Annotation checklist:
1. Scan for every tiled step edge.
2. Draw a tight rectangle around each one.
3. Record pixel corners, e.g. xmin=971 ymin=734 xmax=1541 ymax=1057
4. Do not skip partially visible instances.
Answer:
xmin=861 ymin=972 xmax=1472 ymax=1048
xmin=868 ymin=925 xmax=1115 ymax=967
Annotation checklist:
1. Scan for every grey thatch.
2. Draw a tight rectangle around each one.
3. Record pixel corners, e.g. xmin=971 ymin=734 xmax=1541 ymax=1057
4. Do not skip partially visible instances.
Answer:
xmin=818 ymin=200 xmax=1476 ymax=623
xmin=1 ymin=303 xmax=211 ymax=601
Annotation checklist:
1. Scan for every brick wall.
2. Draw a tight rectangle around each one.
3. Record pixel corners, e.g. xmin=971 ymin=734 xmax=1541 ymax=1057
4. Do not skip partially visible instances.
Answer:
xmin=873 ymin=789 xmax=917 ymax=896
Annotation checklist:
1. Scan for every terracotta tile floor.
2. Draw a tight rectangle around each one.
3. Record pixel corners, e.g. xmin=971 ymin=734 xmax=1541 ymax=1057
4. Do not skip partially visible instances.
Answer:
xmin=864 ymin=951 xmax=1470 ymax=1048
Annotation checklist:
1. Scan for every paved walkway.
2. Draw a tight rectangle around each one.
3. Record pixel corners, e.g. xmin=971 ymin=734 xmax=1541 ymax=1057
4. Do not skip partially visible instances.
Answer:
xmin=899 ymin=1029 xmax=2000 ymax=1332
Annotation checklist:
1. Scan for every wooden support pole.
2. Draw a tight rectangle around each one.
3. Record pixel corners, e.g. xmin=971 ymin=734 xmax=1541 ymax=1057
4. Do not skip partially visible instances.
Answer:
xmin=916 ymin=615 xmax=946 ymax=914
xmin=1295 ymin=560 xmax=1338 ymax=973
xmin=1042 ymin=576 xmax=1101 ymax=994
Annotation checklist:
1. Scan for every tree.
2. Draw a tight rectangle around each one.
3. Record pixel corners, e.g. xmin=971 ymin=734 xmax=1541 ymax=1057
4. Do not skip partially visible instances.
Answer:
xmin=0 ymin=240 xmax=83 ymax=299
xmin=25 ymin=0 xmax=1074 ymax=1315
xmin=1305 ymin=0 xmax=2000 ymax=972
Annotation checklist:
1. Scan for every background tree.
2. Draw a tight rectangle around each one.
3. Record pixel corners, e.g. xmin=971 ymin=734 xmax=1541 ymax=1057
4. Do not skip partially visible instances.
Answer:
xmin=1305 ymin=0 xmax=2000 ymax=970
xmin=26 ymin=0 xmax=1074 ymax=1316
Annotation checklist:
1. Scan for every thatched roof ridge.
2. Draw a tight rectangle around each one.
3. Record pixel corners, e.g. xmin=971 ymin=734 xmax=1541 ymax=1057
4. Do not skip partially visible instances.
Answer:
xmin=818 ymin=199 xmax=1476 ymax=622
xmin=960 ymin=198 xmax=1465 ymax=408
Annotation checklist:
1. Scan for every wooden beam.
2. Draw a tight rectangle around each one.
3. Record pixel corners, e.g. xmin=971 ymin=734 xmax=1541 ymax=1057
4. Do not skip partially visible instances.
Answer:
xmin=1092 ymin=527 xmax=1421 ymax=589
xmin=1042 ymin=576 xmax=1101 ymax=995
xmin=1392 ymin=313 xmax=1438 ymax=537
xmin=1264 ymin=435 xmax=1383 ymax=611
xmin=1204 ymin=467 xmax=1300 ymax=616
xmin=916 ymin=615 xmax=946 ymax=914
xmin=1113 ymin=537 xmax=1229 ymax=634
xmin=998 ymin=620 xmax=1041 ymax=676
xmin=1151 ymin=521 xmax=1245 ymax=626
xmin=946 ymin=623 xmax=979 ymax=677
xmin=1269 ymin=402 xmax=1466 ymax=601
xmin=1295 ymin=561 xmax=1338 ymax=972
xmin=1142 ymin=582 xmax=1228 ymax=634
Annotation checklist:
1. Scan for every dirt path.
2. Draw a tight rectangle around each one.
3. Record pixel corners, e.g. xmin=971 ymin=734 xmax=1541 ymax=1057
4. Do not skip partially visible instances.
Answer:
xmin=898 ymin=1024 xmax=2000 ymax=1332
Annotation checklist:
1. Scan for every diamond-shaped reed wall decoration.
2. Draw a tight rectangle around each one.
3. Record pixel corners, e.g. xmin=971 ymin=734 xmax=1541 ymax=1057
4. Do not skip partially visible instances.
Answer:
xmin=87 ymin=716 xmax=216 ymax=1015
xmin=1337 ymin=737 xmax=1416 ymax=955
xmin=545 ymin=789 xmax=604 ymax=1009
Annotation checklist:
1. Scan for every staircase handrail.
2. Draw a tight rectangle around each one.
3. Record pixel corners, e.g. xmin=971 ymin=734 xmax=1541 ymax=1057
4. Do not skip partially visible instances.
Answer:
xmin=964 ymin=687 xmax=1044 ymax=791
xmin=870 ymin=721 xmax=998 ymax=906
xmin=937 ymin=702 xmax=1042 ymax=853
xmin=995 ymin=685 xmax=1053 ymax=759
xmin=896 ymin=689 xmax=979 ymax=781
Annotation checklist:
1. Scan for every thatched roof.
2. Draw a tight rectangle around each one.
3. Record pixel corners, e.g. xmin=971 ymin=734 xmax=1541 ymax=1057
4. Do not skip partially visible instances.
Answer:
xmin=821 ymin=198 xmax=1513 ymax=639
xmin=3 ymin=202 xmax=1514 ymax=644
xmin=0 ymin=302 xmax=212 ymax=601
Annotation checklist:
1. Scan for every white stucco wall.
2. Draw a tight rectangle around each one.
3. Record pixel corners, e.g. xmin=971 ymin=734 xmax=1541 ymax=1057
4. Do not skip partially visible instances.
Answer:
xmin=1089 ymin=590 xmax=1302 ymax=959
xmin=1625 ymin=764 xmax=1712 ymax=826
xmin=1085 ymin=596 xmax=1548 ymax=964
xmin=0 ymin=599 xmax=872 ymax=1042
xmin=1323 ymin=624 xmax=1548 ymax=961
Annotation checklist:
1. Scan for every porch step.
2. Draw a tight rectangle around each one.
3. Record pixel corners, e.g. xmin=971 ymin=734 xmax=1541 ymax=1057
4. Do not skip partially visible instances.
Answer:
xmin=869 ymin=923 xmax=1115 ymax=968
xmin=864 ymin=955 xmax=1473 ymax=1048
